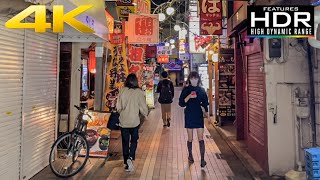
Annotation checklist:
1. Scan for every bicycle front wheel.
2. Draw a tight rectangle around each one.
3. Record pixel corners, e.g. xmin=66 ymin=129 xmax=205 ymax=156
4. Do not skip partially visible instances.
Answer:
xmin=49 ymin=132 xmax=89 ymax=178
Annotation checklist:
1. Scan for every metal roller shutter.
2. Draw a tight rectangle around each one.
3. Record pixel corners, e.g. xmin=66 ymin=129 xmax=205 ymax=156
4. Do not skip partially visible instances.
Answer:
xmin=247 ymin=53 xmax=265 ymax=144
xmin=0 ymin=17 xmax=24 ymax=180
xmin=22 ymin=29 xmax=58 ymax=179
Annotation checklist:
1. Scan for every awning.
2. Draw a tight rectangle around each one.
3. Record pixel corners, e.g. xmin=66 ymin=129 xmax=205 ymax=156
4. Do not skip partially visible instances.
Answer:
xmin=56 ymin=0 xmax=109 ymax=42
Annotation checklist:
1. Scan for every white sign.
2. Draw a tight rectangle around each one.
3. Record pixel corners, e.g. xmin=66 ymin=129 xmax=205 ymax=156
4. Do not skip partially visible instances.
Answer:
xmin=157 ymin=46 xmax=172 ymax=55
xmin=179 ymin=53 xmax=190 ymax=61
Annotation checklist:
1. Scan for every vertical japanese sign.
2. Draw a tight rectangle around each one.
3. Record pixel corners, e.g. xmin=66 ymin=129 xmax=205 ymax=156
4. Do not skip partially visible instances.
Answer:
xmin=200 ymin=0 xmax=222 ymax=35
xmin=104 ymin=42 xmax=129 ymax=111
xmin=128 ymin=14 xmax=159 ymax=44
xmin=189 ymin=1 xmax=205 ymax=54
xmin=143 ymin=64 xmax=156 ymax=108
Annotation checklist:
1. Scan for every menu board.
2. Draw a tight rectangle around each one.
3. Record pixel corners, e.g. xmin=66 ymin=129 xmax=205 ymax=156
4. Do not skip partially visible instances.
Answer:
xmin=218 ymin=49 xmax=236 ymax=122
xmin=81 ymin=111 xmax=111 ymax=157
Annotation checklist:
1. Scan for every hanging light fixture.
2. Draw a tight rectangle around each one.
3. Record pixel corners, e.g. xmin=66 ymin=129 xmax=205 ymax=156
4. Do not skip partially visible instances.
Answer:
xmin=171 ymin=44 xmax=175 ymax=49
xmin=174 ymin=25 xmax=181 ymax=31
xmin=181 ymin=27 xmax=188 ymax=35
xmin=166 ymin=7 xmax=175 ymax=16
xmin=165 ymin=42 xmax=170 ymax=47
xmin=159 ymin=13 xmax=166 ymax=22
xmin=170 ymin=39 xmax=175 ymax=44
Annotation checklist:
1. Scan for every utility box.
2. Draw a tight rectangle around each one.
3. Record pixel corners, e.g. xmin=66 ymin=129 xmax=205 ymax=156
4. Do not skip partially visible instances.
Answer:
xmin=269 ymin=39 xmax=281 ymax=58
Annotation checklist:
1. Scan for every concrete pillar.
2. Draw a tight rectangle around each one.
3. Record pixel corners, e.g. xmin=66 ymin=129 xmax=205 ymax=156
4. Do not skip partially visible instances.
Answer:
xmin=69 ymin=43 xmax=81 ymax=131
xmin=94 ymin=43 xmax=104 ymax=111
xmin=69 ymin=42 xmax=91 ymax=131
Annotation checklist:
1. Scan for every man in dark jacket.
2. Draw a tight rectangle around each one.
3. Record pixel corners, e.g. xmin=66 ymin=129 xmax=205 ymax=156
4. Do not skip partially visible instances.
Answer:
xmin=156 ymin=71 xmax=174 ymax=127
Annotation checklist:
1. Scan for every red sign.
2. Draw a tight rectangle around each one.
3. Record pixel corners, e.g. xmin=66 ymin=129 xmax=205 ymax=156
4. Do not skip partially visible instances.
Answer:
xmin=200 ymin=0 xmax=222 ymax=35
xmin=145 ymin=46 xmax=156 ymax=58
xmin=128 ymin=14 xmax=159 ymax=44
xmin=109 ymin=33 xmax=125 ymax=44
xmin=157 ymin=55 xmax=169 ymax=63
xmin=128 ymin=45 xmax=145 ymax=63
xmin=135 ymin=17 xmax=153 ymax=35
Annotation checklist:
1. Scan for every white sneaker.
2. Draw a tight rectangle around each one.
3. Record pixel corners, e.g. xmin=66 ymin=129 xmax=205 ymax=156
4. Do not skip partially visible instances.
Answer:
xmin=126 ymin=157 xmax=134 ymax=171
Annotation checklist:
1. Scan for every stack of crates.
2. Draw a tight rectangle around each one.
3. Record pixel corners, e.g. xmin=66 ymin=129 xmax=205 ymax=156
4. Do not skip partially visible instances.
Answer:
xmin=305 ymin=148 xmax=320 ymax=180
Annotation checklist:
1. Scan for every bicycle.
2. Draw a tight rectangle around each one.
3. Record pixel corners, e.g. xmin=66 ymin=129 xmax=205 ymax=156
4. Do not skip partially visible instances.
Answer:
xmin=49 ymin=105 xmax=92 ymax=178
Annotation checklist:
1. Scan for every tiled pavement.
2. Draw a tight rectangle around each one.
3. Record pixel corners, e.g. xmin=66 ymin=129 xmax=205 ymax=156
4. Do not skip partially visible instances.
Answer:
xmin=32 ymin=89 xmax=253 ymax=180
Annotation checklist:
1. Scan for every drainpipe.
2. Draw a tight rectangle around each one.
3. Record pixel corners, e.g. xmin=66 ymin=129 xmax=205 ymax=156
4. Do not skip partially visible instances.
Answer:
xmin=307 ymin=44 xmax=317 ymax=147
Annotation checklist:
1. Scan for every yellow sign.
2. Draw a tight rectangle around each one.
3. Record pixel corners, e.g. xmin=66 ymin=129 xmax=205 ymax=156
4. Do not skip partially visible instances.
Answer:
xmin=116 ymin=6 xmax=136 ymax=18
xmin=104 ymin=42 xmax=129 ymax=111
xmin=5 ymin=5 xmax=94 ymax=33
xmin=105 ymin=11 xmax=114 ymax=33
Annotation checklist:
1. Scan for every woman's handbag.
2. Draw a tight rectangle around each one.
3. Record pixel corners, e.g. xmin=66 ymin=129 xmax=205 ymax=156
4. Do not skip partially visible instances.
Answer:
xmin=107 ymin=111 xmax=120 ymax=130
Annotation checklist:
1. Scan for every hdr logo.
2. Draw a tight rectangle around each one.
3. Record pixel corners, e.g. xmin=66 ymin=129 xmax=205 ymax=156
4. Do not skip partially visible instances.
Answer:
xmin=248 ymin=6 xmax=314 ymax=37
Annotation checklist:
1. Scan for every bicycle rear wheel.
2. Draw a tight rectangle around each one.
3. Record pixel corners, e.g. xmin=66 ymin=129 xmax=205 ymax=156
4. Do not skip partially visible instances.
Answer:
xmin=49 ymin=132 xmax=89 ymax=178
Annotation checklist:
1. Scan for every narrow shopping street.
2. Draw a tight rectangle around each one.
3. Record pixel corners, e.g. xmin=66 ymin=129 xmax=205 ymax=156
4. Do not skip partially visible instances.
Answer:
xmin=31 ymin=88 xmax=252 ymax=180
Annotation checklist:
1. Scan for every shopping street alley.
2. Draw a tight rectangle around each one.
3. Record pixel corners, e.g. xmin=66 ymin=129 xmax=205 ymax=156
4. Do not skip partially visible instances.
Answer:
xmin=32 ymin=88 xmax=253 ymax=180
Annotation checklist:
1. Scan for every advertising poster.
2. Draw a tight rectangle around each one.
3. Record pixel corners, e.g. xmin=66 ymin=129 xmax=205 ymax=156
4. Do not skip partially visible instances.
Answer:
xmin=146 ymin=88 xmax=154 ymax=108
xmin=104 ymin=42 xmax=129 ymax=111
xmin=218 ymin=49 xmax=235 ymax=119
xmin=82 ymin=112 xmax=111 ymax=157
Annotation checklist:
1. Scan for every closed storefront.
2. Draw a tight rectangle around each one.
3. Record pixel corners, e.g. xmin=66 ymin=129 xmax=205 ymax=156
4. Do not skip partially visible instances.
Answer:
xmin=0 ymin=17 xmax=58 ymax=179
xmin=245 ymin=39 xmax=268 ymax=172
xmin=0 ymin=17 xmax=24 ymax=180
xmin=22 ymin=29 xmax=58 ymax=179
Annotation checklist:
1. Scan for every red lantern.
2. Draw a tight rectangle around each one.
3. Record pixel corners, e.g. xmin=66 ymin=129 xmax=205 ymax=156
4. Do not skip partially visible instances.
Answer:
xmin=89 ymin=51 xmax=96 ymax=73
xmin=157 ymin=55 xmax=169 ymax=64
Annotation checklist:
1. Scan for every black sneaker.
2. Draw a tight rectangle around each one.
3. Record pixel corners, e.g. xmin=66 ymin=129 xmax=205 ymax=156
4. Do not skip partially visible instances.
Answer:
xmin=167 ymin=119 xmax=171 ymax=127
xmin=200 ymin=160 xmax=207 ymax=169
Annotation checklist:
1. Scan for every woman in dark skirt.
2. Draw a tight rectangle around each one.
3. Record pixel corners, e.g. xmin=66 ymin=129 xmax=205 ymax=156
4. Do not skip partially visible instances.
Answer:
xmin=179 ymin=71 xmax=210 ymax=168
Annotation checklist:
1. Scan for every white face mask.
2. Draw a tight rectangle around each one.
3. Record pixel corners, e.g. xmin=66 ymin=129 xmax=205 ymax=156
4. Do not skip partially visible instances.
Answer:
xmin=190 ymin=79 xmax=198 ymax=87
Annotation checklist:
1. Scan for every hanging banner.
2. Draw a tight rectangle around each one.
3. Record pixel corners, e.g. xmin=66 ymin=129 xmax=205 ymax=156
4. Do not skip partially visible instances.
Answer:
xmin=109 ymin=33 xmax=125 ymax=44
xmin=128 ymin=14 xmax=159 ymax=44
xmin=84 ymin=111 xmax=111 ymax=157
xmin=104 ymin=42 xmax=129 ymax=111
xmin=157 ymin=45 xmax=172 ymax=55
xmin=128 ymin=45 xmax=145 ymax=63
xmin=157 ymin=55 xmax=169 ymax=63
xmin=146 ymin=46 xmax=157 ymax=58
xmin=199 ymin=0 xmax=222 ymax=35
